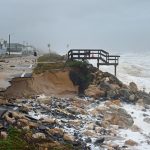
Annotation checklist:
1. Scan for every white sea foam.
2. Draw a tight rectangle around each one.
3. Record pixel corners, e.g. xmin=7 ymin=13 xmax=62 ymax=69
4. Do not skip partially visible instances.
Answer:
xmin=89 ymin=51 xmax=150 ymax=92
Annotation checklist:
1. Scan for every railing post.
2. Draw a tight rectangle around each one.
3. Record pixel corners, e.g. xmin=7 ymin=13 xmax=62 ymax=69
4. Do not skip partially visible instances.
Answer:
xmin=114 ymin=65 xmax=117 ymax=76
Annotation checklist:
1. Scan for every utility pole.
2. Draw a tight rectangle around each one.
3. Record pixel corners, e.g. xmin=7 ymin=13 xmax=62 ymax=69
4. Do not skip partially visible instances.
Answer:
xmin=8 ymin=34 xmax=10 ymax=55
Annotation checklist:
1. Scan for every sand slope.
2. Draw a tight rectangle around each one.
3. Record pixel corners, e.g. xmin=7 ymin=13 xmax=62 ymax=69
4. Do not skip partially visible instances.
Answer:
xmin=4 ymin=70 xmax=78 ymax=98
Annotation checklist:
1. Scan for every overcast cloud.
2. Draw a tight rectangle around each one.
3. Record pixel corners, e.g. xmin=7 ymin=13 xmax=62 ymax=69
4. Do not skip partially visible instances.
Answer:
xmin=0 ymin=0 xmax=150 ymax=53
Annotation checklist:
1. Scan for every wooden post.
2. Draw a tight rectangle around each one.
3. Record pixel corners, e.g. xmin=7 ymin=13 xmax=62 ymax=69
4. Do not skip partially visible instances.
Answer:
xmin=97 ymin=59 xmax=99 ymax=68
xmin=114 ymin=65 xmax=117 ymax=76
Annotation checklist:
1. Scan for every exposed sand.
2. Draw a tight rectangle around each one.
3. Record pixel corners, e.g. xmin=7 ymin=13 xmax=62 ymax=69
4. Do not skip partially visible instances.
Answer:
xmin=4 ymin=70 xmax=78 ymax=98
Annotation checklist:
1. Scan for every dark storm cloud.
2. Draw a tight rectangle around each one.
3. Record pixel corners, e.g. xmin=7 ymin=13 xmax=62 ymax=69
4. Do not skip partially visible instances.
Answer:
xmin=0 ymin=0 xmax=150 ymax=53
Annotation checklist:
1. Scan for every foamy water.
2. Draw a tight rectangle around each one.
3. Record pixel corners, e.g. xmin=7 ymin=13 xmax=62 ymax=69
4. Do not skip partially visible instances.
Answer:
xmin=89 ymin=51 xmax=150 ymax=93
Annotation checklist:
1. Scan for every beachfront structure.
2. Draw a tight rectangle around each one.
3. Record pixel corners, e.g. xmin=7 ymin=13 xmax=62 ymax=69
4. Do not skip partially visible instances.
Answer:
xmin=6 ymin=43 xmax=25 ymax=55
xmin=67 ymin=49 xmax=120 ymax=76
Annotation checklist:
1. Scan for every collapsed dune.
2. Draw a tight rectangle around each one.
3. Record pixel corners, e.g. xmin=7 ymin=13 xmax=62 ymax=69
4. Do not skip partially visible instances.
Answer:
xmin=4 ymin=70 xmax=78 ymax=98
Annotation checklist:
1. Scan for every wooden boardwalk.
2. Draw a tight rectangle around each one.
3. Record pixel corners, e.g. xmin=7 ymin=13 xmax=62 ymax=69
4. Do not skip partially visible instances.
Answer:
xmin=67 ymin=49 xmax=120 ymax=76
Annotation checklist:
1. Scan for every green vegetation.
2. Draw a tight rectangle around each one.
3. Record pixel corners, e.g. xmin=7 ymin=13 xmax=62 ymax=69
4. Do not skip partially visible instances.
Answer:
xmin=37 ymin=52 xmax=65 ymax=62
xmin=66 ymin=60 xmax=93 ymax=94
xmin=34 ymin=52 xmax=66 ymax=74
xmin=0 ymin=127 xmax=35 ymax=150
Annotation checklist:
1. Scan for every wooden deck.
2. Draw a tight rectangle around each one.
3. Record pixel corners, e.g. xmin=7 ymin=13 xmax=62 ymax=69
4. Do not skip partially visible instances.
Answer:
xmin=67 ymin=49 xmax=120 ymax=76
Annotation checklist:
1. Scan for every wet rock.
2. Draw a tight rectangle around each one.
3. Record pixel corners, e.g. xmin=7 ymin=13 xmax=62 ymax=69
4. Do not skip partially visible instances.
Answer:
xmin=130 ymin=125 xmax=141 ymax=132
xmin=103 ymin=105 xmax=134 ymax=128
xmin=129 ymin=82 xmax=138 ymax=93
xmin=85 ymin=137 xmax=92 ymax=143
xmin=32 ymin=132 xmax=46 ymax=139
xmin=143 ymin=117 xmax=150 ymax=124
xmin=85 ymin=85 xmax=105 ymax=99
xmin=94 ymin=137 xmax=105 ymax=145
xmin=125 ymin=139 xmax=138 ymax=146
xmin=63 ymin=133 xmax=75 ymax=142
xmin=129 ymin=94 xmax=136 ymax=101
xmin=119 ymin=88 xmax=130 ymax=99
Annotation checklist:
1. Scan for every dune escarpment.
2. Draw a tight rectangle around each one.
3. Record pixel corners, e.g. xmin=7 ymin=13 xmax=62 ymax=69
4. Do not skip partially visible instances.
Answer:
xmin=4 ymin=70 xmax=78 ymax=98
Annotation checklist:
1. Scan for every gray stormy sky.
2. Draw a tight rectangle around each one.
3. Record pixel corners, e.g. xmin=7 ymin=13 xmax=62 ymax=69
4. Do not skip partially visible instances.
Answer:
xmin=0 ymin=0 xmax=150 ymax=54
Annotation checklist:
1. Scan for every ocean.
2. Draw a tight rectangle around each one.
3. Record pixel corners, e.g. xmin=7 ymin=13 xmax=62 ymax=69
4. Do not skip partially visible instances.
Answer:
xmin=90 ymin=51 xmax=150 ymax=93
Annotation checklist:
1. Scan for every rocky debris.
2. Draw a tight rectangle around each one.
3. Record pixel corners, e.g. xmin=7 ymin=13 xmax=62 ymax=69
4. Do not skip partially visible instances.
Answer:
xmin=143 ymin=117 xmax=150 ymax=124
xmin=130 ymin=125 xmax=141 ymax=132
xmin=125 ymin=139 xmax=138 ymax=146
xmin=85 ymin=85 xmax=105 ymax=98
xmin=32 ymin=132 xmax=46 ymax=139
xmin=63 ymin=133 xmax=75 ymax=142
xmin=0 ymin=89 xmax=149 ymax=149
xmin=129 ymin=82 xmax=138 ymax=93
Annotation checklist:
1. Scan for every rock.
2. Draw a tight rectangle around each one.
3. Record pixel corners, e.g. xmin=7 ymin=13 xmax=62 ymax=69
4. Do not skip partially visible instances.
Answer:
xmin=18 ymin=119 xmax=29 ymax=126
xmin=37 ymin=97 xmax=51 ymax=104
xmin=67 ymin=106 xmax=86 ymax=115
xmin=0 ymin=98 xmax=8 ymax=105
xmin=69 ymin=120 xmax=82 ymax=128
xmin=94 ymin=137 xmax=105 ymax=145
xmin=99 ymin=81 xmax=111 ymax=91
xmin=0 ymin=108 xmax=7 ymax=118
xmin=129 ymin=94 xmax=136 ymax=101
xmin=130 ymin=125 xmax=141 ymax=132
xmin=110 ymin=84 xmax=120 ymax=90
xmin=22 ymin=126 xmax=30 ymax=130
xmin=87 ymin=123 xmax=95 ymax=130
xmin=83 ymin=130 xmax=96 ymax=137
xmin=63 ymin=133 xmax=75 ymax=142
xmin=103 ymin=105 xmax=134 ymax=128
xmin=85 ymin=137 xmax=92 ymax=143
xmin=4 ymin=114 xmax=15 ymax=124
xmin=107 ymin=90 xmax=118 ymax=98
xmin=41 ymin=118 xmax=56 ymax=124
xmin=48 ymin=128 xmax=64 ymax=137
xmin=125 ymin=139 xmax=138 ymax=146
xmin=119 ymin=88 xmax=131 ymax=99
xmin=11 ymin=111 xmax=24 ymax=119
xmin=85 ymin=85 xmax=105 ymax=99
xmin=143 ymin=117 xmax=150 ymax=124
xmin=129 ymin=82 xmax=138 ymax=93
xmin=19 ymin=105 xmax=30 ymax=113
xmin=29 ymin=122 xmax=38 ymax=129
xmin=105 ymin=99 xmax=121 ymax=107
xmin=0 ymin=131 xmax=8 ymax=139
xmin=32 ymin=132 xmax=46 ymax=139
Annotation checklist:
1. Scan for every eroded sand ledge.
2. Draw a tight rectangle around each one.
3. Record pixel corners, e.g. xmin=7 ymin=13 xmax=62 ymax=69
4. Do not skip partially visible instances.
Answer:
xmin=4 ymin=70 xmax=78 ymax=98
